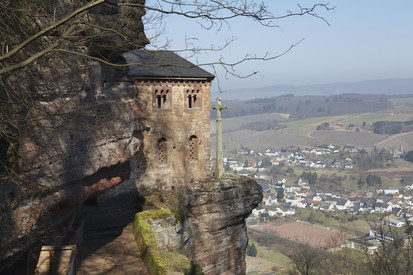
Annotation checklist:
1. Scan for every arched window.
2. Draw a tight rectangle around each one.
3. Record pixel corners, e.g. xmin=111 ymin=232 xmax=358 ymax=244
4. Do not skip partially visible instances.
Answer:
xmin=185 ymin=88 xmax=201 ymax=109
xmin=152 ymin=87 xmax=171 ymax=110
xmin=189 ymin=135 xmax=198 ymax=161
xmin=157 ymin=137 xmax=168 ymax=165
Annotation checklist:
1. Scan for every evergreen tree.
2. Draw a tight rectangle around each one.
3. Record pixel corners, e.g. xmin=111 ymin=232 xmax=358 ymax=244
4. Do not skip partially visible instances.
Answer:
xmin=405 ymin=150 xmax=413 ymax=163
xmin=357 ymin=177 xmax=364 ymax=188
xmin=366 ymin=174 xmax=381 ymax=187
xmin=277 ymin=188 xmax=285 ymax=201
xmin=261 ymin=157 xmax=272 ymax=168
xmin=246 ymin=242 xmax=257 ymax=257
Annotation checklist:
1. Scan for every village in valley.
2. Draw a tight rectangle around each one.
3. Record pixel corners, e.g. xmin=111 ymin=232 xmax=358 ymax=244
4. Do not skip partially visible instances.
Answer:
xmin=211 ymin=142 xmax=413 ymax=255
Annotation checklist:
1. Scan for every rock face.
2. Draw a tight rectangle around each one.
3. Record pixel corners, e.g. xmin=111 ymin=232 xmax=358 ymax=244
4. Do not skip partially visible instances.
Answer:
xmin=0 ymin=71 xmax=146 ymax=269
xmin=133 ymin=175 xmax=262 ymax=275
xmin=1 ymin=1 xmax=149 ymax=270
xmin=181 ymin=175 xmax=263 ymax=274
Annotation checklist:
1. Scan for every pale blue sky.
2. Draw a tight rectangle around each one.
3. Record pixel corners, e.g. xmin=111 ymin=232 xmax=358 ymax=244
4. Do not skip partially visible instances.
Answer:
xmin=146 ymin=1 xmax=413 ymax=90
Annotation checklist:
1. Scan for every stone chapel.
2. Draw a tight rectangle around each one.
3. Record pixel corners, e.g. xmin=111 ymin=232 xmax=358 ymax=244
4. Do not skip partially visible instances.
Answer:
xmin=124 ymin=50 xmax=215 ymax=189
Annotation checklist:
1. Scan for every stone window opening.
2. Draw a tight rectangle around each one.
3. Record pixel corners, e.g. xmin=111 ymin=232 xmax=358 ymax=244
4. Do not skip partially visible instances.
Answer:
xmin=153 ymin=88 xmax=171 ymax=110
xmin=157 ymin=137 xmax=168 ymax=165
xmin=189 ymin=135 xmax=198 ymax=161
xmin=185 ymin=88 xmax=201 ymax=109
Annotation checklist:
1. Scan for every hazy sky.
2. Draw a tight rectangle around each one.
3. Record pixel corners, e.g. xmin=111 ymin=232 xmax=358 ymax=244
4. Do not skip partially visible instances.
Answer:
xmin=146 ymin=1 xmax=413 ymax=91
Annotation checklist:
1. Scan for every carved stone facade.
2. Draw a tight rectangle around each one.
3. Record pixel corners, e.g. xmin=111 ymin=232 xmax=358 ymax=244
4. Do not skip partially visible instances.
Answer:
xmin=133 ymin=79 xmax=212 ymax=189
xmin=111 ymin=49 xmax=215 ymax=190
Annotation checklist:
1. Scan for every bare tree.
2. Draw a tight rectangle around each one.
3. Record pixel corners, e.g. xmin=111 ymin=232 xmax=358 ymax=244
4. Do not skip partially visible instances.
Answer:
xmin=365 ymin=218 xmax=413 ymax=275
xmin=290 ymin=243 xmax=326 ymax=275
xmin=0 ymin=0 xmax=334 ymax=77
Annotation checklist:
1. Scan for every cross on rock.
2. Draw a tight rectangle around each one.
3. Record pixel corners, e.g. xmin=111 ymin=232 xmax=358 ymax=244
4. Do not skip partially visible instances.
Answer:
xmin=212 ymin=97 xmax=226 ymax=179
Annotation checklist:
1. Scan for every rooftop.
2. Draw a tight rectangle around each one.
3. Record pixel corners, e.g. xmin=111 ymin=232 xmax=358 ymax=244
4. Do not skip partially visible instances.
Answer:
xmin=122 ymin=50 xmax=215 ymax=80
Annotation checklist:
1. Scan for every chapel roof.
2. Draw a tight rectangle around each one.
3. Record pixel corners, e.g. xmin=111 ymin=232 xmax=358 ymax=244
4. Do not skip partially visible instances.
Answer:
xmin=122 ymin=50 xmax=215 ymax=80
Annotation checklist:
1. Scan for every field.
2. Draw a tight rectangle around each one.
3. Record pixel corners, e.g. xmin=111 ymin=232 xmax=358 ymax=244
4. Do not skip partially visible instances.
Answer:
xmin=389 ymin=97 xmax=413 ymax=112
xmin=246 ymin=243 xmax=293 ymax=274
xmin=279 ymin=115 xmax=347 ymax=136
xmin=292 ymin=209 xmax=373 ymax=236
xmin=211 ymin=106 xmax=413 ymax=153
xmin=339 ymin=112 xmax=413 ymax=125
xmin=211 ymin=113 xmax=288 ymax=134
xmin=211 ymin=128 xmax=310 ymax=152
xmin=309 ymin=130 xmax=387 ymax=146
xmin=249 ymin=222 xmax=348 ymax=248
xmin=376 ymin=131 xmax=413 ymax=151
xmin=246 ymin=255 xmax=278 ymax=274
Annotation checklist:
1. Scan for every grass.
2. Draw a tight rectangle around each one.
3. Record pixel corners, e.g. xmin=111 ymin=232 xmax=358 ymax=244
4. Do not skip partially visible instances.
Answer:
xmin=389 ymin=97 xmax=413 ymax=111
xmin=255 ymin=243 xmax=292 ymax=267
xmin=376 ymin=131 xmax=413 ymax=151
xmin=292 ymin=209 xmax=374 ymax=237
xmin=280 ymin=116 xmax=346 ymax=136
xmin=340 ymin=112 xmax=413 ymax=125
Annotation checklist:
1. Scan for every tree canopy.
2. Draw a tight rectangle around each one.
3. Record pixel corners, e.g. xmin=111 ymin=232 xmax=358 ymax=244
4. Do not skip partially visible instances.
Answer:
xmin=405 ymin=150 xmax=413 ymax=163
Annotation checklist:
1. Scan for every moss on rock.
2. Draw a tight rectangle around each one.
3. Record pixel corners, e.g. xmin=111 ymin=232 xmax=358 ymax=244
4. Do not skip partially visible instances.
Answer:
xmin=133 ymin=200 xmax=191 ymax=274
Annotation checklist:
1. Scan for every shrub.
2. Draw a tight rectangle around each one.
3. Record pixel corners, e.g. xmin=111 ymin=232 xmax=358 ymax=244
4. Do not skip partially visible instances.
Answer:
xmin=246 ymin=242 xmax=257 ymax=257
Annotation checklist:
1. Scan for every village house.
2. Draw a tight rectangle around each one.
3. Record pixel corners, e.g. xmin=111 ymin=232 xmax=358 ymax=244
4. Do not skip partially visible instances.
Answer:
xmin=334 ymin=199 xmax=353 ymax=211
xmin=271 ymin=206 xmax=296 ymax=217
xmin=387 ymin=218 xmax=406 ymax=228
xmin=378 ymin=187 xmax=400 ymax=195
xmin=252 ymin=206 xmax=266 ymax=216
xmin=345 ymin=237 xmax=379 ymax=254
xmin=344 ymin=145 xmax=358 ymax=153
xmin=255 ymin=172 xmax=268 ymax=180
xmin=265 ymin=149 xmax=279 ymax=156
xmin=297 ymin=178 xmax=308 ymax=187
xmin=369 ymin=228 xmax=410 ymax=247
xmin=343 ymin=163 xmax=353 ymax=169
xmin=265 ymin=193 xmax=278 ymax=206
xmin=320 ymin=201 xmax=336 ymax=212
xmin=374 ymin=202 xmax=392 ymax=213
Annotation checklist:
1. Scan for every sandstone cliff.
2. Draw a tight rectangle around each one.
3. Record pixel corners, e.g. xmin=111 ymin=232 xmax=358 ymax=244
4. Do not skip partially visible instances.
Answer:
xmin=133 ymin=175 xmax=263 ymax=275
xmin=1 ymin=0 xmax=148 ymax=270
xmin=181 ymin=175 xmax=263 ymax=274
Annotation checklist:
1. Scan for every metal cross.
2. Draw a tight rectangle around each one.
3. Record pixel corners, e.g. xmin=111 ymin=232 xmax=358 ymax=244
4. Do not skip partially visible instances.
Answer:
xmin=212 ymin=97 xmax=226 ymax=179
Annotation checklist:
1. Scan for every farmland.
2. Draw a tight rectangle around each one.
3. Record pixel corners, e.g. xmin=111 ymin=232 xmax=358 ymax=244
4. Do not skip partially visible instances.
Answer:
xmin=210 ymin=112 xmax=288 ymax=134
xmin=376 ymin=131 xmax=413 ymax=151
xmin=212 ymin=99 xmax=413 ymax=153
xmin=309 ymin=130 xmax=387 ymax=146
xmin=249 ymin=222 xmax=347 ymax=248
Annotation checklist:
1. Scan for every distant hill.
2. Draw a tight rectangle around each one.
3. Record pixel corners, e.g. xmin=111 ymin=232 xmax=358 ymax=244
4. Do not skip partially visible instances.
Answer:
xmin=213 ymin=94 xmax=393 ymax=119
xmin=213 ymin=78 xmax=413 ymax=100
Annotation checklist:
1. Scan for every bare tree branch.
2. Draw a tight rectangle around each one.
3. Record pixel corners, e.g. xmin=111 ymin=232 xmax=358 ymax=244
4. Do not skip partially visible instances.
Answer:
xmin=0 ymin=1 xmax=334 ymax=77
xmin=0 ymin=0 xmax=105 ymax=63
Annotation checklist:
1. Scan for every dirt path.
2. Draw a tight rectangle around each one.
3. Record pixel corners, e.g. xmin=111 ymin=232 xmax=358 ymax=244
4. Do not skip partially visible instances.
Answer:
xmin=375 ymin=131 xmax=412 ymax=146
xmin=77 ymin=223 xmax=149 ymax=275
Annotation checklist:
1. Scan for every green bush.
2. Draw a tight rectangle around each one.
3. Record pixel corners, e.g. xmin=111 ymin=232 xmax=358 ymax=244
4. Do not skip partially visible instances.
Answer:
xmin=247 ymin=242 xmax=257 ymax=257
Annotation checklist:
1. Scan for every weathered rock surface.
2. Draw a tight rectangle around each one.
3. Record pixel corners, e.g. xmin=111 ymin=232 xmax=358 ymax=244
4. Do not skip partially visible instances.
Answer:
xmin=181 ymin=175 xmax=263 ymax=274
xmin=0 ymin=83 xmax=146 ymax=269
xmin=143 ymin=175 xmax=263 ymax=275
xmin=0 ymin=1 xmax=149 ymax=271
